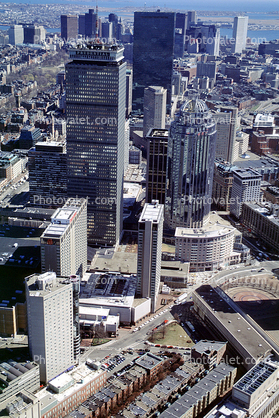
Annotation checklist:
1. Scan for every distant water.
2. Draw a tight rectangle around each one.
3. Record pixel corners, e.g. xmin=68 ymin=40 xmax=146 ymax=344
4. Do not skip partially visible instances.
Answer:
xmin=220 ymin=28 xmax=279 ymax=42
xmin=0 ymin=0 xmax=279 ymax=12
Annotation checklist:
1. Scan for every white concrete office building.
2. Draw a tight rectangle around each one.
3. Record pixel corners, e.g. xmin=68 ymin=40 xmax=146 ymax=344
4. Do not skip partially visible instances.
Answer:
xmin=137 ymin=200 xmax=164 ymax=312
xmin=230 ymin=168 xmax=261 ymax=218
xmin=143 ymin=86 xmax=167 ymax=138
xmin=232 ymin=16 xmax=248 ymax=54
xmin=40 ymin=198 xmax=87 ymax=278
xmin=25 ymin=272 xmax=74 ymax=383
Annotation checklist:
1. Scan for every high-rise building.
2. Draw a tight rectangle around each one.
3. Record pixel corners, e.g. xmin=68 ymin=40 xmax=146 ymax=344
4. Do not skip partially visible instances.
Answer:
xmin=230 ymin=168 xmax=261 ymax=218
xmin=78 ymin=14 xmax=86 ymax=36
xmin=143 ymin=86 xmax=167 ymax=138
xmin=61 ymin=15 xmax=78 ymax=41
xmin=197 ymin=61 xmax=217 ymax=82
xmin=66 ymin=43 xmax=126 ymax=247
xmin=85 ymin=9 xmax=97 ymax=38
xmin=102 ymin=21 xmax=113 ymax=40
xmin=8 ymin=25 xmax=24 ymax=45
xmin=146 ymin=128 xmax=168 ymax=205
xmin=187 ymin=11 xmax=197 ymax=29
xmin=40 ymin=198 xmax=87 ymax=278
xmin=232 ymin=16 xmax=248 ymax=54
xmin=18 ymin=126 xmax=41 ymax=149
xmin=126 ymin=68 xmax=133 ymax=118
xmin=186 ymin=24 xmax=220 ymax=55
xmin=133 ymin=11 xmax=175 ymax=112
xmin=25 ymin=272 xmax=74 ymax=383
xmin=174 ymin=12 xmax=187 ymax=58
xmin=137 ymin=200 xmax=164 ymax=312
xmin=28 ymin=140 xmax=67 ymax=207
xmin=23 ymin=25 xmax=46 ymax=44
xmin=165 ymin=99 xmax=216 ymax=233
xmin=213 ymin=106 xmax=239 ymax=163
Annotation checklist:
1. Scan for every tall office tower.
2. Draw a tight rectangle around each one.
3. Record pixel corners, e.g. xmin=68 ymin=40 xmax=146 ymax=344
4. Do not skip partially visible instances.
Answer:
xmin=165 ymin=99 xmax=216 ymax=234
xmin=143 ymin=86 xmax=167 ymax=138
xmin=40 ymin=198 xmax=87 ymax=278
xmin=186 ymin=24 xmax=220 ymax=55
xmin=102 ymin=21 xmax=113 ymax=40
xmin=213 ymin=106 xmax=239 ymax=163
xmin=133 ymin=11 xmax=175 ymax=112
xmin=23 ymin=25 xmax=46 ymax=44
xmin=71 ymin=274 xmax=80 ymax=361
xmin=146 ymin=128 xmax=168 ymax=205
xmin=85 ymin=9 xmax=97 ymax=38
xmin=137 ymin=200 xmax=164 ymax=312
xmin=28 ymin=140 xmax=67 ymax=207
xmin=187 ymin=11 xmax=197 ymax=29
xmin=109 ymin=13 xmax=118 ymax=38
xmin=232 ymin=16 xmax=248 ymax=54
xmin=124 ymin=119 xmax=130 ymax=173
xmin=8 ymin=25 xmax=24 ymax=45
xmin=230 ymin=168 xmax=261 ymax=218
xmin=174 ymin=12 xmax=187 ymax=58
xmin=18 ymin=126 xmax=41 ymax=149
xmin=126 ymin=69 xmax=133 ymax=118
xmin=66 ymin=43 xmax=126 ymax=247
xmin=78 ymin=15 xmax=86 ymax=35
xmin=25 ymin=272 xmax=74 ymax=383
xmin=61 ymin=15 xmax=78 ymax=40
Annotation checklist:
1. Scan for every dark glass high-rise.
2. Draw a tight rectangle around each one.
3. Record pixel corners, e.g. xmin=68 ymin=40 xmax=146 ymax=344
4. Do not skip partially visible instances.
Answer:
xmin=165 ymin=99 xmax=216 ymax=234
xmin=133 ymin=10 xmax=175 ymax=112
xmin=66 ymin=43 xmax=126 ymax=247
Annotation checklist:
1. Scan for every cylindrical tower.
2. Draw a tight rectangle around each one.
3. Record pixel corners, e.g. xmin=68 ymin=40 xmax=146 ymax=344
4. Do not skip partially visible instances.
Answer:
xmin=165 ymin=98 xmax=216 ymax=233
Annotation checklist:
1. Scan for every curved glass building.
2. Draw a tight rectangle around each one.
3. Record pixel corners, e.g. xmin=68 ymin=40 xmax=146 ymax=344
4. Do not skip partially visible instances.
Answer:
xmin=165 ymin=98 xmax=216 ymax=233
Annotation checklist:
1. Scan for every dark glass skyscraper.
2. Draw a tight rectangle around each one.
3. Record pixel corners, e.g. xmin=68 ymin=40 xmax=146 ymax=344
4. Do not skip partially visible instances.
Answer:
xmin=133 ymin=11 xmax=175 ymax=111
xmin=66 ymin=43 xmax=126 ymax=246
xmin=165 ymin=99 xmax=216 ymax=233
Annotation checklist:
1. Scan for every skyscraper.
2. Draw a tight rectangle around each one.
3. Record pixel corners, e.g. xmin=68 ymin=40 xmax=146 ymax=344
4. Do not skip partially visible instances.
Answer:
xmin=232 ymin=16 xmax=248 ymax=54
xmin=230 ymin=168 xmax=261 ymax=218
xmin=40 ymin=198 xmax=87 ymax=278
xmin=174 ymin=12 xmax=187 ymax=58
xmin=137 ymin=200 xmax=164 ymax=312
xmin=25 ymin=272 xmax=74 ymax=383
xmin=213 ymin=106 xmax=239 ymax=163
xmin=187 ymin=11 xmax=197 ymax=29
xmin=146 ymin=128 xmax=168 ymax=205
xmin=61 ymin=15 xmax=78 ymax=41
xmin=143 ymin=86 xmax=167 ymax=138
xmin=85 ymin=9 xmax=97 ymax=38
xmin=165 ymin=99 xmax=216 ymax=233
xmin=133 ymin=11 xmax=175 ymax=111
xmin=8 ymin=25 xmax=24 ymax=45
xmin=66 ymin=43 xmax=126 ymax=247
xmin=28 ymin=140 xmax=67 ymax=207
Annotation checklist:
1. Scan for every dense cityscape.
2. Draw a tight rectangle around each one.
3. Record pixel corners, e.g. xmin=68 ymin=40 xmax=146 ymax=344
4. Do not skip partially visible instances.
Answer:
xmin=0 ymin=3 xmax=279 ymax=418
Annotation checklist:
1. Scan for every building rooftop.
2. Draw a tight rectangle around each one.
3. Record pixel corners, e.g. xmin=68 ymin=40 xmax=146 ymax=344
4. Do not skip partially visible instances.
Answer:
xmin=233 ymin=360 xmax=278 ymax=396
xmin=194 ymin=285 xmax=275 ymax=361
xmin=26 ymin=272 xmax=72 ymax=299
xmin=139 ymin=201 xmax=164 ymax=224
xmin=135 ymin=353 xmax=163 ymax=370
xmin=175 ymin=222 xmax=235 ymax=239
xmin=232 ymin=168 xmax=261 ymax=179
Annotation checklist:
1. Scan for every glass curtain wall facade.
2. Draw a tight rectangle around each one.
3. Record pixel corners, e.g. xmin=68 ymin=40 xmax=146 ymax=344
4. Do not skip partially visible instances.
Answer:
xmin=165 ymin=99 xmax=216 ymax=233
xmin=66 ymin=44 xmax=126 ymax=246
xmin=133 ymin=11 xmax=175 ymax=111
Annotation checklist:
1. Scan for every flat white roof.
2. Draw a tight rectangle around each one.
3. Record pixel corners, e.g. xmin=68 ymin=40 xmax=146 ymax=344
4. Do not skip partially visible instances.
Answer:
xmin=139 ymin=202 xmax=164 ymax=224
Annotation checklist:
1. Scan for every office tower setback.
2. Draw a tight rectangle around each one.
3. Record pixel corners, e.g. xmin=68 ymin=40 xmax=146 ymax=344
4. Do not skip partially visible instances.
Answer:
xmin=40 ymin=198 xmax=87 ymax=278
xmin=133 ymin=11 xmax=175 ymax=111
xmin=66 ymin=43 xmax=126 ymax=247
xmin=146 ymin=128 xmax=168 ymax=205
xmin=25 ymin=272 xmax=74 ymax=383
xmin=143 ymin=86 xmax=167 ymax=138
xmin=232 ymin=16 xmax=248 ymax=54
xmin=61 ymin=15 xmax=78 ymax=40
xmin=137 ymin=200 xmax=164 ymax=312
xmin=165 ymin=99 xmax=216 ymax=233
xmin=230 ymin=168 xmax=261 ymax=218
xmin=213 ymin=106 xmax=239 ymax=163
xmin=8 ymin=25 xmax=24 ymax=45
xmin=28 ymin=140 xmax=67 ymax=207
